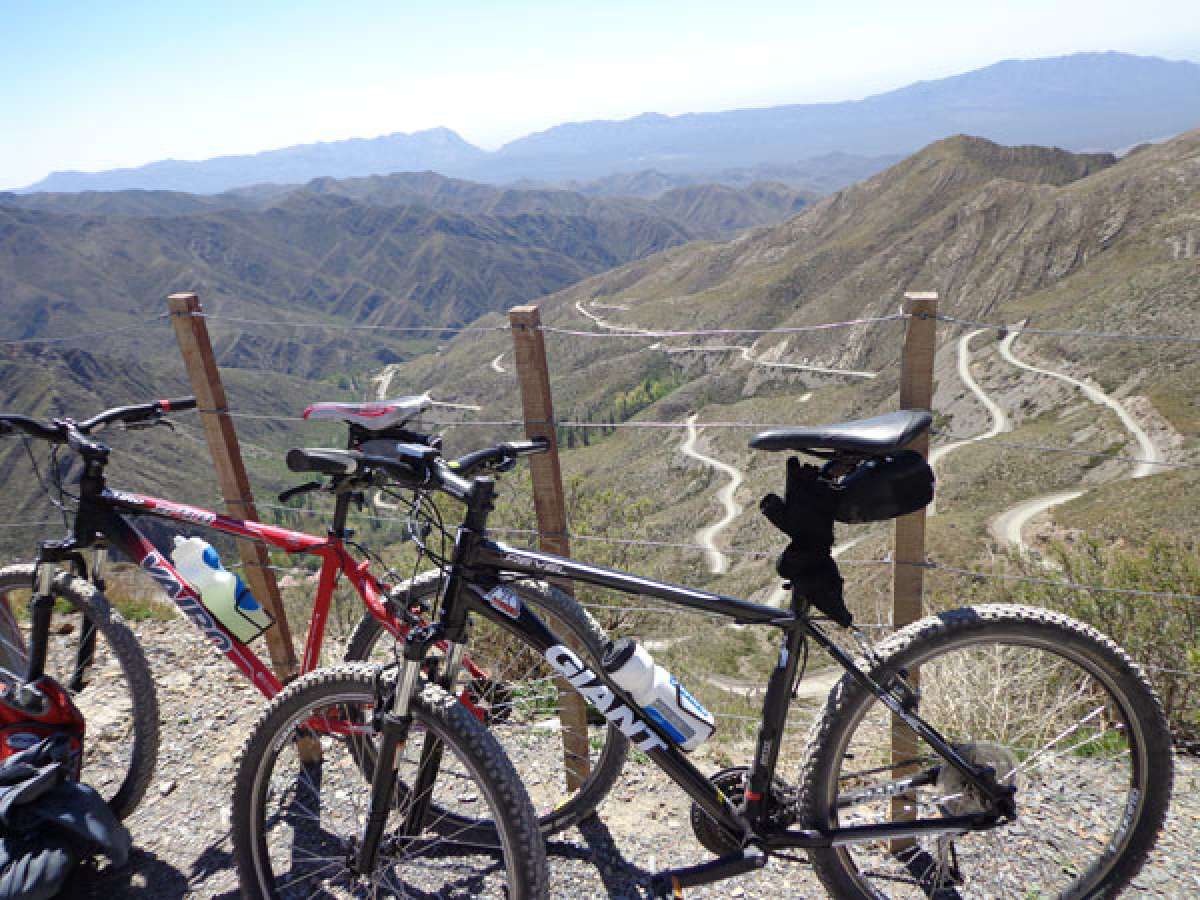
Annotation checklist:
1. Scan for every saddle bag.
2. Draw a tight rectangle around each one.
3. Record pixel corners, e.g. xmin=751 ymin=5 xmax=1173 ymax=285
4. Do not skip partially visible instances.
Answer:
xmin=830 ymin=450 xmax=935 ymax=523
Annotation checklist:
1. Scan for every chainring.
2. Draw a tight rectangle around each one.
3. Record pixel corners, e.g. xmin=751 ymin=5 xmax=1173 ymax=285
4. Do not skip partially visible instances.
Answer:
xmin=689 ymin=766 xmax=797 ymax=856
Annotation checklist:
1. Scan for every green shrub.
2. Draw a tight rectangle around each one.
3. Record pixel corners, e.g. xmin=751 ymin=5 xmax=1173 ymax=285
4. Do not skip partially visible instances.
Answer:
xmin=935 ymin=535 xmax=1200 ymax=740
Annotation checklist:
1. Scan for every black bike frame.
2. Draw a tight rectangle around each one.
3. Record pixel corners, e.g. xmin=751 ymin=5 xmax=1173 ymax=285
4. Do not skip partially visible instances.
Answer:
xmin=416 ymin=524 xmax=1012 ymax=852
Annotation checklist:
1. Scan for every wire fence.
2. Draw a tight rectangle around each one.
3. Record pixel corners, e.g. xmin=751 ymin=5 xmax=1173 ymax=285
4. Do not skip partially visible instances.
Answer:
xmin=6 ymin=307 xmax=1200 ymax=345
xmin=4 ymin=303 xmax=1200 ymax=698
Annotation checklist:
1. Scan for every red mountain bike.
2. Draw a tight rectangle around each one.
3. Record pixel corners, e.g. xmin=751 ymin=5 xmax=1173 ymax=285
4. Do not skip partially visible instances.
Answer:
xmin=0 ymin=395 xmax=626 ymax=831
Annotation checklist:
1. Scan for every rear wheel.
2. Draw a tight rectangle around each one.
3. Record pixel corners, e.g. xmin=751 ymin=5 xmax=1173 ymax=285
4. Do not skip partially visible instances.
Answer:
xmin=0 ymin=563 xmax=159 ymax=819
xmin=345 ymin=572 xmax=628 ymax=834
xmin=799 ymin=605 xmax=1173 ymax=898
xmin=231 ymin=663 xmax=547 ymax=899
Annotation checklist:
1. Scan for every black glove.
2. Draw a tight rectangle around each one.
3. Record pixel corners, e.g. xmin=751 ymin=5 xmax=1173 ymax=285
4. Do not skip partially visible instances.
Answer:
xmin=760 ymin=457 xmax=853 ymax=627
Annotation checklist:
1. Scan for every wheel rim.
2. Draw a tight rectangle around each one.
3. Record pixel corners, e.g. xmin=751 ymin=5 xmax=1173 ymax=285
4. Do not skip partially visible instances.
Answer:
xmin=0 ymin=580 xmax=139 ymax=810
xmin=816 ymin=631 xmax=1149 ymax=898
xmin=250 ymin=687 xmax=521 ymax=898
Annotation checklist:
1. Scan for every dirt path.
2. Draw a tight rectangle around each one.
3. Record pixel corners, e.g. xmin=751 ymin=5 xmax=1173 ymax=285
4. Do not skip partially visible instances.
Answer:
xmin=371 ymin=362 xmax=401 ymax=399
xmin=927 ymin=328 xmax=1012 ymax=515
xmin=574 ymin=298 xmax=646 ymax=333
xmin=988 ymin=326 xmax=1164 ymax=553
xmin=680 ymin=414 xmax=743 ymax=575
xmin=700 ymin=664 xmax=842 ymax=701
xmin=665 ymin=343 xmax=877 ymax=379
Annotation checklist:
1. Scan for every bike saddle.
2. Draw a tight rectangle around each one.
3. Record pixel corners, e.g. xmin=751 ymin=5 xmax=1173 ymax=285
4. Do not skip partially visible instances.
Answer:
xmin=303 ymin=394 xmax=432 ymax=430
xmin=748 ymin=410 xmax=932 ymax=456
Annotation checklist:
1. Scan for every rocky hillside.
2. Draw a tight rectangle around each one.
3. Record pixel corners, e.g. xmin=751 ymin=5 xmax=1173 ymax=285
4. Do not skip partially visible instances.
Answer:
xmin=4 ymin=130 xmax=1198 ymax=588
xmin=381 ymin=129 xmax=1200 ymax=603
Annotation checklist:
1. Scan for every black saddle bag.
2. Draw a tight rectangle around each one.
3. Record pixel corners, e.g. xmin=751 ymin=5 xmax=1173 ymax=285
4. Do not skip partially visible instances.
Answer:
xmin=760 ymin=452 xmax=935 ymax=627
xmin=831 ymin=450 xmax=934 ymax=524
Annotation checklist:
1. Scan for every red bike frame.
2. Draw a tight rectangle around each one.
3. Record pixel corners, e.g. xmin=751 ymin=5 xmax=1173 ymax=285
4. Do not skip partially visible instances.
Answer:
xmin=98 ymin=489 xmax=487 ymax=702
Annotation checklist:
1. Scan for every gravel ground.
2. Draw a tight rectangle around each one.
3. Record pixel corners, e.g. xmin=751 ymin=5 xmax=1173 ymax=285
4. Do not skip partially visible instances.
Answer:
xmin=65 ymin=622 xmax=1200 ymax=898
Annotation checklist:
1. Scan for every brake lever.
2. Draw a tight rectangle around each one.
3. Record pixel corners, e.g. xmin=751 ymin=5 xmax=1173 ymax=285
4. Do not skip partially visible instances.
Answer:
xmin=279 ymin=481 xmax=323 ymax=503
xmin=122 ymin=416 xmax=175 ymax=433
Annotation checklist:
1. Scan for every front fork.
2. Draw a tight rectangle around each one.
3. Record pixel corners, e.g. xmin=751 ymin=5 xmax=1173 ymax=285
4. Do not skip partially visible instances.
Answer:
xmin=19 ymin=546 xmax=104 ymax=709
xmin=16 ymin=565 xmax=58 ymax=711
xmin=354 ymin=625 xmax=466 ymax=875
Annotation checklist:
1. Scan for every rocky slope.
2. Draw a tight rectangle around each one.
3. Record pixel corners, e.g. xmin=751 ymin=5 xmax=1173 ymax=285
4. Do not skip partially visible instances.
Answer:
xmin=380 ymin=129 xmax=1200 ymax=602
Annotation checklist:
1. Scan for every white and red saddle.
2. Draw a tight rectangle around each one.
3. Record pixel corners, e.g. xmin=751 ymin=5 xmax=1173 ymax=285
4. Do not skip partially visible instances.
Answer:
xmin=303 ymin=394 xmax=432 ymax=430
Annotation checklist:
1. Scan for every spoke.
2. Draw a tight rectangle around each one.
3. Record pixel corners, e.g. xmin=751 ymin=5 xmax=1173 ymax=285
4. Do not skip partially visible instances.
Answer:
xmin=275 ymin=860 xmax=344 ymax=892
xmin=1005 ymin=706 xmax=1106 ymax=779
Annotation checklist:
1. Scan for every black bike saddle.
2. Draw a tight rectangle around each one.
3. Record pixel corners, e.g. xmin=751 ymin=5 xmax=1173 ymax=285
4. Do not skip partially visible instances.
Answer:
xmin=748 ymin=410 xmax=932 ymax=455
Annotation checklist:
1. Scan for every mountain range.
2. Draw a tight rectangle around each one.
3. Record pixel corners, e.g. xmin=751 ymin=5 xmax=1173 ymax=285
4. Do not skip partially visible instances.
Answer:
xmin=20 ymin=52 xmax=1200 ymax=194
xmin=0 ymin=170 xmax=812 ymax=384
xmin=2 ymin=127 xmax=1198 ymax=598
xmin=372 ymin=128 xmax=1200 ymax=603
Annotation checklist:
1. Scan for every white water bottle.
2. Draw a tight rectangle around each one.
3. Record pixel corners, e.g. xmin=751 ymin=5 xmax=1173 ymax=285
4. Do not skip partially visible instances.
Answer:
xmin=170 ymin=536 xmax=272 ymax=644
xmin=603 ymin=638 xmax=716 ymax=751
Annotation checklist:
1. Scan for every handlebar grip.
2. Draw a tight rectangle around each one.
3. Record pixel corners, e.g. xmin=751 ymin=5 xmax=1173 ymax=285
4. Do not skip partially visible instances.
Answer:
xmin=160 ymin=397 xmax=197 ymax=413
xmin=0 ymin=415 xmax=65 ymax=443
xmin=504 ymin=438 xmax=550 ymax=457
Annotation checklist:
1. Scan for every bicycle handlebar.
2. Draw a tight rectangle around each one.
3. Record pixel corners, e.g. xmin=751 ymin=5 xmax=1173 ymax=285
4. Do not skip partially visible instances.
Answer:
xmin=283 ymin=437 xmax=549 ymax=505
xmin=0 ymin=397 xmax=198 ymax=447
xmin=449 ymin=438 xmax=549 ymax=476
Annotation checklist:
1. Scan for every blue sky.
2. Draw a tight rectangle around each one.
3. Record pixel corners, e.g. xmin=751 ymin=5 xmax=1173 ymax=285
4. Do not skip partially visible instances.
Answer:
xmin=2 ymin=0 xmax=1198 ymax=189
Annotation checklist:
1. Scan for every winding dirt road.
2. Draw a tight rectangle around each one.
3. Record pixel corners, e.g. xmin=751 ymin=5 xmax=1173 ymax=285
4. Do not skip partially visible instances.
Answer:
xmin=681 ymin=414 xmax=744 ymax=575
xmin=927 ymin=328 xmax=1012 ymax=515
xmin=928 ymin=329 xmax=1011 ymax=471
xmin=665 ymin=343 xmax=878 ymax=379
xmin=988 ymin=326 xmax=1164 ymax=552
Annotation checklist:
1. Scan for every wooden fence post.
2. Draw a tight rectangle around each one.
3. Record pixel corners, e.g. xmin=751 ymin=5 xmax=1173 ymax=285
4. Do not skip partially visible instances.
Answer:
xmin=508 ymin=304 xmax=592 ymax=791
xmin=891 ymin=290 xmax=938 ymax=846
xmin=167 ymin=293 xmax=299 ymax=682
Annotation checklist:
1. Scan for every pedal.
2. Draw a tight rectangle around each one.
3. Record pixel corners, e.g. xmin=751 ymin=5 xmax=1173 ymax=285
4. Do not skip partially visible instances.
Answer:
xmin=648 ymin=843 xmax=767 ymax=896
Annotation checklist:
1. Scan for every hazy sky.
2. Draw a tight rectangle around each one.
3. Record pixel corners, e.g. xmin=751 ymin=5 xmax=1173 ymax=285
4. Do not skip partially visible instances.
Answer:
xmin=2 ymin=0 xmax=1198 ymax=189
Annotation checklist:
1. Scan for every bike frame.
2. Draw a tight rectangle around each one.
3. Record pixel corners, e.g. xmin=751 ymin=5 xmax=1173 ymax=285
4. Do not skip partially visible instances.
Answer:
xmin=448 ymin=537 xmax=1007 ymax=851
xmin=362 ymin=470 xmax=1013 ymax=874
xmin=28 ymin=484 xmax=490 ymax=703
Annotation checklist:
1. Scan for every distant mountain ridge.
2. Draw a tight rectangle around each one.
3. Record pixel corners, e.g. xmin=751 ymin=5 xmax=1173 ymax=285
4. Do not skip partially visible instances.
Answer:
xmin=0 ymin=169 xmax=816 ymax=385
xmin=19 ymin=52 xmax=1200 ymax=194
xmin=2 ymin=170 xmax=813 ymax=240
xmin=25 ymin=127 xmax=484 ymax=194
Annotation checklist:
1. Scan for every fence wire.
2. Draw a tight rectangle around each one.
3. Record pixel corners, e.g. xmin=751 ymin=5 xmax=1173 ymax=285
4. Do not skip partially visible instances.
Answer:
xmin=935 ymin=314 xmax=1200 ymax=345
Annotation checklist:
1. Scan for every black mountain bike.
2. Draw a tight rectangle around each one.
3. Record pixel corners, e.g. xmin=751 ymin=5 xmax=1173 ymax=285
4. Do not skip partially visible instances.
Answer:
xmin=232 ymin=409 xmax=1173 ymax=898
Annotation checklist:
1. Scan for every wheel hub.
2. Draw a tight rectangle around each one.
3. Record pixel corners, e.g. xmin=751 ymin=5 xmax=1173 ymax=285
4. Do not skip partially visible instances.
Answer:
xmin=935 ymin=741 xmax=1017 ymax=816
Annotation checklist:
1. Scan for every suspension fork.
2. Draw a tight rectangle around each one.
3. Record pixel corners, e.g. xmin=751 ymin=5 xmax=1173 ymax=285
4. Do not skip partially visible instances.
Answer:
xmin=68 ymin=547 xmax=105 ymax=693
xmin=16 ymin=564 xmax=58 ymax=711
xmin=399 ymin=641 xmax=464 ymax=838
xmin=394 ymin=481 xmax=491 ymax=834
xmin=354 ymin=625 xmax=455 ymax=874
xmin=354 ymin=477 xmax=492 ymax=874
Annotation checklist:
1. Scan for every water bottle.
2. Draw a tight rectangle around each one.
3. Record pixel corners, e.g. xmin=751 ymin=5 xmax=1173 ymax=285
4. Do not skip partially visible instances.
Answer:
xmin=170 ymin=536 xmax=272 ymax=644
xmin=602 ymin=637 xmax=715 ymax=751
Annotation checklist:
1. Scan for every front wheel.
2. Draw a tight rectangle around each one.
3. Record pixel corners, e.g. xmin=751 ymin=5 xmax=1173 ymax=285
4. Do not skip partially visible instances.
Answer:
xmin=345 ymin=572 xmax=629 ymax=834
xmin=231 ymin=663 xmax=547 ymax=899
xmin=799 ymin=604 xmax=1173 ymax=899
xmin=0 ymin=563 xmax=159 ymax=819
